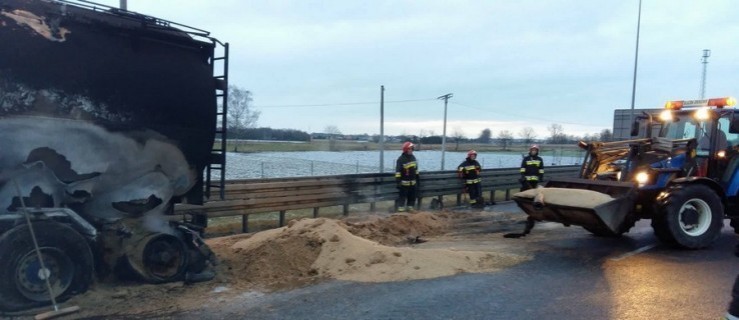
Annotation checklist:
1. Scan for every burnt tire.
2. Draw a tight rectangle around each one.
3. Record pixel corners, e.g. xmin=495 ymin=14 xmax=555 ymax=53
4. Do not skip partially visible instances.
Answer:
xmin=654 ymin=184 xmax=724 ymax=249
xmin=0 ymin=221 xmax=94 ymax=312
xmin=122 ymin=233 xmax=189 ymax=284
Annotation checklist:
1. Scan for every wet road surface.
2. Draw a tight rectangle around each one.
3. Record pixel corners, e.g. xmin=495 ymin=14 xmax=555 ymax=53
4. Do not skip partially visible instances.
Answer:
xmin=185 ymin=201 xmax=738 ymax=320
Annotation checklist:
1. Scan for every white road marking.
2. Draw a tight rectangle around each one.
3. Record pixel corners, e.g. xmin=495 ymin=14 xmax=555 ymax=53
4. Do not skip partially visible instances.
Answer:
xmin=610 ymin=243 xmax=659 ymax=261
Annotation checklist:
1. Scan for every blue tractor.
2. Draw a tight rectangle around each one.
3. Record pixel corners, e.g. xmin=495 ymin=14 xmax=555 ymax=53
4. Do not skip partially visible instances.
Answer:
xmin=514 ymin=97 xmax=739 ymax=248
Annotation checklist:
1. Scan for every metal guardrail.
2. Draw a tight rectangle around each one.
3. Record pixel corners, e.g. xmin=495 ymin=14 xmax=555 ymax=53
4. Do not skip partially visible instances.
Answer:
xmin=175 ymin=165 xmax=580 ymax=231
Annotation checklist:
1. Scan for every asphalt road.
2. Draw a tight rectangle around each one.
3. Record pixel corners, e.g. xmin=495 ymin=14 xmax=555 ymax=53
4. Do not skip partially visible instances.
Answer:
xmin=184 ymin=202 xmax=739 ymax=320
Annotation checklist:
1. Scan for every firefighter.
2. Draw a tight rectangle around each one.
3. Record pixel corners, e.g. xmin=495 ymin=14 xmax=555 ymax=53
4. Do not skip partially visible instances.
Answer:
xmin=504 ymin=144 xmax=545 ymax=238
xmin=395 ymin=141 xmax=419 ymax=212
xmin=458 ymin=150 xmax=483 ymax=209
xmin=520 ymin=144 xmax=544 ymax=191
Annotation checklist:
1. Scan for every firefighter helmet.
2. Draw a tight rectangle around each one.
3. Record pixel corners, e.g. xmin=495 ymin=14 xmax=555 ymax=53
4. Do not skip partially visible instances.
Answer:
xmin=467 ymin=150 xmax=477 ymax=157
xmin=529 ymin=144 xmax=539 ymax=151
xmin=402 ymin=142 xmax=415 ymax=152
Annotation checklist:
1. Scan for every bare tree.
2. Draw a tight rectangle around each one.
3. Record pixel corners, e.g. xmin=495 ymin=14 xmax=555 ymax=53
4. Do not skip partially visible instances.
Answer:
xmin=227 ymin=85 xmax=260 ymax=129
xmin=547 ymin=123 xmax=566 ymax=144
xmin=498 ymin=130 xmax=514 ymax=150
xmin=599 ymin=128 xmax=613 ymax=142
xmin=452 ymin=127 xmax=465 ymax=151
xmin=324 ymin=125 xmax=342 ymax=136
xmin=478 ymin=128 xmax=492 ymax=144
xmin=324 ymin=125 xmax=342 ymax=151
xmin=518 ymin=127 xmax=536 ymax=145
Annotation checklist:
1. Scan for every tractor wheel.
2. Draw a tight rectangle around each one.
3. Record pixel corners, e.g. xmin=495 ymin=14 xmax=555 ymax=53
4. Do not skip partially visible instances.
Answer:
xmin=655 ymin=184 xmax=724 ymax=249
xmin=0 ymin=221 xmax=94 ymax=312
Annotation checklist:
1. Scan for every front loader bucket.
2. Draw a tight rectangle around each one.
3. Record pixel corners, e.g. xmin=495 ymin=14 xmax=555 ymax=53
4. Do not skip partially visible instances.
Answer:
xmin=512 ymin=178 xmax=637 ymax=234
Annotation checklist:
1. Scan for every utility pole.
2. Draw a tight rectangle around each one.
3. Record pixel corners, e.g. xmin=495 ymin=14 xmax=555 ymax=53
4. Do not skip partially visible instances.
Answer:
xmin=700 ymin=49 xmax=711 ymax=99
xmin=379 ymin=85 xmax=385 ymax=173
xmin=437 ymin=93 xmax=453 ymax=170
xmin=629 ymin=0 xmax=642 ymax=128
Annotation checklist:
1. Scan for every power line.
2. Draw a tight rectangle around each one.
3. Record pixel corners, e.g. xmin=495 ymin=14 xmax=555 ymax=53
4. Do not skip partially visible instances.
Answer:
xmin=255 ymin=98 xmax=436 ymax=108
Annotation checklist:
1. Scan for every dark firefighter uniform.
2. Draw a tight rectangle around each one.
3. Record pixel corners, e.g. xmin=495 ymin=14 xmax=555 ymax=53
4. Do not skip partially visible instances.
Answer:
xmin=520 ymin=150 xmax=544 ymax=190
xmin=395 ymin=142 xmax=419 ymax=212
xmin=458 ymin=151 xmax=483 ymax=208
xmin=504 ymin=145 xmax=544 ymax=238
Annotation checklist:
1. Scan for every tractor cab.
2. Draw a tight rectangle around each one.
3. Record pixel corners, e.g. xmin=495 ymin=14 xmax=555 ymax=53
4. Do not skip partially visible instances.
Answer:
xmin=642 ymin=97 xmax=739 ymax=181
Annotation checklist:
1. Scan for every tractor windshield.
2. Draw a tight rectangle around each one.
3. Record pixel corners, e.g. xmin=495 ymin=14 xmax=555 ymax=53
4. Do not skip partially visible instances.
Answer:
xmin=661 ymin=111 xmax=738 ymax=155
xmin=661 ymin=112 xmax=703 ymax=140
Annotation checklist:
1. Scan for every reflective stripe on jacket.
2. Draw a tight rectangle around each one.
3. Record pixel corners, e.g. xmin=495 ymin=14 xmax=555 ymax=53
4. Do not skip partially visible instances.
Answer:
xmin=520 ymin=155 xmax=544 ymax=181
xmin=395 ymin=153 xmax=419 ymax=183
xmin=457 ymin=158 xmax=481 ymax=184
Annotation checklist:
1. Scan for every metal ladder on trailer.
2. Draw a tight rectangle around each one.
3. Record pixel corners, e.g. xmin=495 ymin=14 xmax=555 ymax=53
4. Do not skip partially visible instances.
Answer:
xmin=206 ymin=41 xmax=229 ymax=200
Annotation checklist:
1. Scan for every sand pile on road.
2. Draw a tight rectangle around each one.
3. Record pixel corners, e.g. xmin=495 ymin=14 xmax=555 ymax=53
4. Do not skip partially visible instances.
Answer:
xmin=343 ymin=212 xmax=448 ymax=245
xmin=215 ymin=215 xmax=526 ymax=286
xmin=514 ymin=187 xmax=614 ymax=209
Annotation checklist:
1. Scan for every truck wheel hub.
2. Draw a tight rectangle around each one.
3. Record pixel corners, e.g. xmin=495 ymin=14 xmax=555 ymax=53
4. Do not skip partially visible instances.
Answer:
xmin=14 ymin=248 xmax=73 ymax=302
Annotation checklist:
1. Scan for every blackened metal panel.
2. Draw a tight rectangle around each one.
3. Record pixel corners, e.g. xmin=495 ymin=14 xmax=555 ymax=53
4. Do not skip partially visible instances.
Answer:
xmin=0 ymin=0 xmax=217 ymax=222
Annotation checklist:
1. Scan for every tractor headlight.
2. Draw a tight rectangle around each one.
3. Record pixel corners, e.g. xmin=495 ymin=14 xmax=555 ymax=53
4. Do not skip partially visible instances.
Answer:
xmin=718 ymin=150 xmax=726 ymax=158
xmin=635 ymin=171 xmax=649 ymax=186
xmin=694 ymin=107 xmax=711 ymax=120
xmin=659 ymin=110 xmax=673 ymax=121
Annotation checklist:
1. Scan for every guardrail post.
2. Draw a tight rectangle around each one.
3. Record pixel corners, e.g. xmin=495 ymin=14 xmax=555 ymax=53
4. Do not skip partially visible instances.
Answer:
xmin=343 ymin=204 xmax=349 ymax=216
xmin=505 ymin=188 xmax=511 ymax=200
xmin=456 ymin=194 xmax=461 ymax=206
xmin=279 ymin=210 xmax=286 ymax=226
xmin=489 ymin=189 xmax=495 ymax=203
xmin=313 ymin=207 xmax=319 ymax=218
xmin=241 ymin=215 xmax=249 ymax=233
xmin=370 ymin=202 xmax=376 ymax=211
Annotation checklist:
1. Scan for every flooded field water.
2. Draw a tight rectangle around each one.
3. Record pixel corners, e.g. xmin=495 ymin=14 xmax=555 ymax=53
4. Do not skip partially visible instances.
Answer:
xmin=225 ymin=150 xmax=582 ymax=179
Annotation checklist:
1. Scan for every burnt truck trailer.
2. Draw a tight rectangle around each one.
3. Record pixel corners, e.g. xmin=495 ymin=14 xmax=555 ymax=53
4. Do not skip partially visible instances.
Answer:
xmin=0 ymin=0 xmax=228 ymax=312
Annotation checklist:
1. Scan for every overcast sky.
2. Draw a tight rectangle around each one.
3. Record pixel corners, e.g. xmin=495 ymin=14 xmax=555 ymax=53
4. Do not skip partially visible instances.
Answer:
xmin=95 ymin=0 xmax=739 ymax=139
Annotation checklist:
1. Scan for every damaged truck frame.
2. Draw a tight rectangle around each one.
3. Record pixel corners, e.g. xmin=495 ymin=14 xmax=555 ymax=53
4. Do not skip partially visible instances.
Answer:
xmin=514 ymin=97 xmax=739 ymax=248
xmin=0 ymin=0 xmax=226 ymax=312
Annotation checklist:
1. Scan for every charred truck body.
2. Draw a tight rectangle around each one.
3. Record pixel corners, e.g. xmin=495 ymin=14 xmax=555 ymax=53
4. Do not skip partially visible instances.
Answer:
xmin=0 ymin=0 xmax=227 ymax=312
xmin=514 ymin=97 xmax=739 ymax=248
